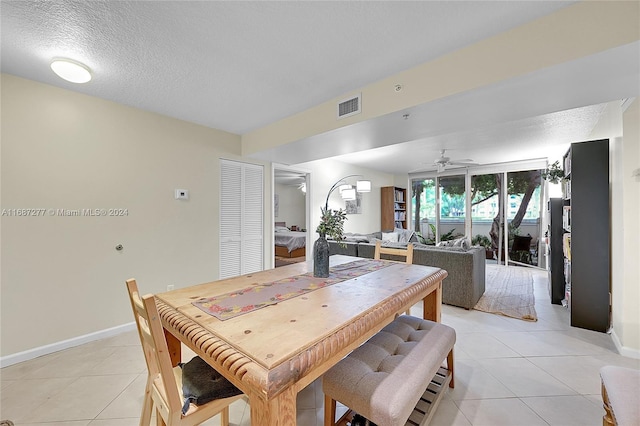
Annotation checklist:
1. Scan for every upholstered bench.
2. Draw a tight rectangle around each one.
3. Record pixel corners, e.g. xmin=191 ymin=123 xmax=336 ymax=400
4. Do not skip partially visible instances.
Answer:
xmin=323 ymin=315 xmax=456 ymax=426
xmin=600 ymin=366 xmax=640 ymax=425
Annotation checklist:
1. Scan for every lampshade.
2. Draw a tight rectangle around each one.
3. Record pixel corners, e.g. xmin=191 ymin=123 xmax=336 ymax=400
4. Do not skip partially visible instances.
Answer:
xmin=356 ymin=180 xmax=371 ymax=192
xmin=339 ymin=184 xmax=352 ymax=193
xmin=342 ymin=188 xmax=356 ymax=200
xmin=50 ymin=59 xmax=92 ymax=83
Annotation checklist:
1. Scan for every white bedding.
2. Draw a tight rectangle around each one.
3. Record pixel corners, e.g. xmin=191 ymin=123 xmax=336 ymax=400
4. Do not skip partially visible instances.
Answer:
xmin=274 ymin=230 xmax=306 ymax=252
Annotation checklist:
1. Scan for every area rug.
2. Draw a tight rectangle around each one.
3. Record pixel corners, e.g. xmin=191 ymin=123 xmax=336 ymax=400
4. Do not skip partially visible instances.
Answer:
xmin=474 ymin=264 xmax=538 ymax=321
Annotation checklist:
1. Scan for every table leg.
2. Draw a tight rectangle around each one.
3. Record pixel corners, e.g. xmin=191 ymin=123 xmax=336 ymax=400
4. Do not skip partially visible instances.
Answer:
xmin=164 ymin=329 xmax=181 ymax=367
xmin=249 ymin=386 xmax=297 ymax=426
xmin=423 ymin=281 xmax=442 ymax=322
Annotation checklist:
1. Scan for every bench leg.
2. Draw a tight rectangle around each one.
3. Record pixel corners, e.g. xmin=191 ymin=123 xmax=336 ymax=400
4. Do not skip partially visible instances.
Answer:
xmin=447 ymin=348 xmax=455 ymax=389
xmin=601 ymin=381 xmax=615 ymax=426
xmin=324 ymin=394 xmax=336 ymax=426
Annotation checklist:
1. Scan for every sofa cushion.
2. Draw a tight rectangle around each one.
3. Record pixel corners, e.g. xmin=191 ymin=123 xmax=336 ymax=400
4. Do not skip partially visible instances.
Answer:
xmin=342 ymin=233 xmax=372 ymax=243
xmin=436 ymin=237 xmax=470 ymax=249
xmin=394 ymin=228 xmax=417 ymax=243
xmin=382 ymin=232 xmax=399 ymax=243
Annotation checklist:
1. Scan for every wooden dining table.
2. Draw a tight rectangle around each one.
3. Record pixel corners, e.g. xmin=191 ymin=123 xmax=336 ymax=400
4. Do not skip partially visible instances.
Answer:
xmin=155 ymin=255 xmax=447 ymax=426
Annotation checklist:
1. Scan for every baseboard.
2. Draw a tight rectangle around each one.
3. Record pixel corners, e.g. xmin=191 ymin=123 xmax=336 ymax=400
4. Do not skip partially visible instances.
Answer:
xmin=611 ymin=329 xmax=640 ymax=360
xmin=0 ymin=322 xmax=136 ymax=368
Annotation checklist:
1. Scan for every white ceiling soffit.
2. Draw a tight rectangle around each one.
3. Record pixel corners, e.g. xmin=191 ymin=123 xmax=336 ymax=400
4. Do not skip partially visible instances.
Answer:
xmin=248 ymin=41 xmax=639 ymax=174
xmin=0 ymin=1 xmax=575 ymax=135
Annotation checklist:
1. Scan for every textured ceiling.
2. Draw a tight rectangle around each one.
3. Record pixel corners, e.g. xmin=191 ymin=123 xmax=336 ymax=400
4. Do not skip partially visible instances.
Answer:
xmin=2 ymin=0 xmax=573 ymax=135
xmin=2 ymin=1 xmax=637 ymax=175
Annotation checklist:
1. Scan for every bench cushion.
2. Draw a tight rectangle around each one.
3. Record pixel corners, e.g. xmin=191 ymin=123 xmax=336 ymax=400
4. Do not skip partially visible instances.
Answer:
xmin=323 ymin=316 xmax=455 ymax=426
xmin=600 ymin=366 xmax=640 ymax=425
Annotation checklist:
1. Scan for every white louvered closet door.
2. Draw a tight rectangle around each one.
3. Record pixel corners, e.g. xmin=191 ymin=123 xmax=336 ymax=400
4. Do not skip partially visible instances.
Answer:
xmin=219 ymin=159 xmax=264 ymax=279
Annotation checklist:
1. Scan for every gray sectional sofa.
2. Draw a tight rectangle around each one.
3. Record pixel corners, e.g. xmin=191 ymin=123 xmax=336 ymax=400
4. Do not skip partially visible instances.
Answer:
xmin=328 ymin=232 xmax=485 ymax=309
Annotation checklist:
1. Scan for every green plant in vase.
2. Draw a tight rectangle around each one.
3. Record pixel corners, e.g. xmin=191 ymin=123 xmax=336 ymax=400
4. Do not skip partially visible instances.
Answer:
xmin=542 ymin=161 xmax=565 ymax=184
xmin=316 ymin=207 xmax=347 ymax=243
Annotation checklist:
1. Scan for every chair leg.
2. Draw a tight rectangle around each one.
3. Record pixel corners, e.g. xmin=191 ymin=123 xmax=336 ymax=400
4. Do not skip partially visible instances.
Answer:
xmin=220 ymin=406 xmax=230 ymax=426
xmin=447 ymin=349 xmax=455 ymax=389
xmin=601 ymin=381 xmax=615 ymax=426
xmin=324 ymin=394 xmax=336 ymax=426
xmin=140 ymin=378 xmax=153 ymax=426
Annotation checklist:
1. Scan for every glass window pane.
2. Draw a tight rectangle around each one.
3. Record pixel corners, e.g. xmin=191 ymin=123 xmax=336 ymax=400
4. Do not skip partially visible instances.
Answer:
xmin=438 ymin=175 xmax=465 ymax=242
xmin=470 ymin=173 xmax=500 ymax=260
xmin=506 ymin=169 xmax=543 ymax=265
xmin=411 ymin=178 xmax=436 ymax=244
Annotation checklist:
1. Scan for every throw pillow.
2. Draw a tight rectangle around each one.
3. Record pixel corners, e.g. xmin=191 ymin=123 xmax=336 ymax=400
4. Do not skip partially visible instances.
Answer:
xmin=180 ymin=356 xmax=242 ymax=414
xmin=436 ymin=240 xmax=452 ymax=247
xmin=394 ymin=227 xmax=416 ymax=244
xmin=381 ymin=232 xmax=399 ymax=243
xmin=451 ymin=237 xmax=470 ymax=249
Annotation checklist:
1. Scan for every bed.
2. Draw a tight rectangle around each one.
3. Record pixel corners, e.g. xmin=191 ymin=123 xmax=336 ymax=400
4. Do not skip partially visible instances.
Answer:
xmin=275 ymin=222 xmax=306 ymax=258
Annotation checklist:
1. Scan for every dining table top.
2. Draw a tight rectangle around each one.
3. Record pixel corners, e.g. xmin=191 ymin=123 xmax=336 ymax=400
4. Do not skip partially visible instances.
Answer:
xmin=154 ymin=255 xmax=447 ymax=424
xmin=156 ymin=255 xmax=442 ymax=368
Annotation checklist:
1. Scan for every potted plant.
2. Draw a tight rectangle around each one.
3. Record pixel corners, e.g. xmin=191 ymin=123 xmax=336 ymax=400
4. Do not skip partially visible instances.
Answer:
xmin=316 ymin=206 xmax=347 ymax=243
xmin=542 ymin=161 xmax=565 ymax=184
xmin=472 ymin=234 xmax=494 ymax=259
xmin=314 ymin=206 xmax=347 ymax=277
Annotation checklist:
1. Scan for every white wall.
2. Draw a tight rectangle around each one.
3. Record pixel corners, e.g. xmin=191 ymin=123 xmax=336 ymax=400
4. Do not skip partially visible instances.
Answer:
xmin=1 ymin=74 xmax=243 ymax=358
xmin=619 ymin=99 xmax=640 ymax=355
xmin=274 ymin=183 xmax=305 ymax=229
xmin=296 ymin=159 xmax=395 ymax=236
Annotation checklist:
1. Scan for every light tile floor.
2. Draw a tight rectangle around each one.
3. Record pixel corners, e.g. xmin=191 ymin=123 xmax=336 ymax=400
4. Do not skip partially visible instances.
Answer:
xmin=1 ymin=267 xmax=638 ymax=425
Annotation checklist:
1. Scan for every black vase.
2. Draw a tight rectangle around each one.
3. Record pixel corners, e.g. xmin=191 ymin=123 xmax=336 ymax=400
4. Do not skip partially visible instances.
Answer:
xmin=313 ymin=234 xmax=330 ymax=278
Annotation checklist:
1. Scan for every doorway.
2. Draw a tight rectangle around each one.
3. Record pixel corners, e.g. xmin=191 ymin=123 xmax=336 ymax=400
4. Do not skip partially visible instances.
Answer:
xmin=273 ymin=166 xmax=311 ymax=268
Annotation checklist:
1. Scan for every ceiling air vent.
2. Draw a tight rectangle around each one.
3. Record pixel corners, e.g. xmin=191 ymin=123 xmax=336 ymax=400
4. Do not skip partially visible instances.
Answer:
xmin=337 ymin=93 xmax=361 ymax=119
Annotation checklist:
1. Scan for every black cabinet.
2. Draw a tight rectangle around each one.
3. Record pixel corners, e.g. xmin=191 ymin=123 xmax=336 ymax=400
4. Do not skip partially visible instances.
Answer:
xmin=548 ymin=198 xmax=565 ymax=305
xmin=564 ymin=140 xmax=610 ymax=332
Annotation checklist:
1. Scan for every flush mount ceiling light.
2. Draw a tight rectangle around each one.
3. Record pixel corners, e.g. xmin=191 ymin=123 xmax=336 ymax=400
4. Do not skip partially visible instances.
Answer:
xmin=50 ymin=59 xmax=92 ymax=83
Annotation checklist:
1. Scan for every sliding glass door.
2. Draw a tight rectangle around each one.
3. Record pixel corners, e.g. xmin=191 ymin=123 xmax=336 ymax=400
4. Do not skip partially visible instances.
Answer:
xmin=410 ymin=161 xmax=545 ymax=268
xmin=411 ymin=178 xmax=436 ymax=243
xmin=410 ymin=174 xmax=466 ymax=244
xmin=505 ymin=169 xmax=543 ymax=266
xmin=470 ymin=172 xmax=501 ymax=260
xmin=438 ymin=174 xmax=466 ymax=242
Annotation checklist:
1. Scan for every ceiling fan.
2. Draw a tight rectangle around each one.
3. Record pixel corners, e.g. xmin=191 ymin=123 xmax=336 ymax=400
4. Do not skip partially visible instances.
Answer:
xmin=411 ymin=149 xmax=477 ymax=173
xmin=433 ymin=149 xmax=477 ymax=171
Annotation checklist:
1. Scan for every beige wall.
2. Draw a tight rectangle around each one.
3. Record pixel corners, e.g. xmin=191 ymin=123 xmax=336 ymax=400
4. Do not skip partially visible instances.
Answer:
xmin=1 ymin=74 xmax=242 ymax=357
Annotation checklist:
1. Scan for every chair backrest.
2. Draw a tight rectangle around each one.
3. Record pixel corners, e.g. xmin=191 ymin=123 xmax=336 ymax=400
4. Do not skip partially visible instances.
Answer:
xmin=374 ymin=241 xmax=414 ymax=264
xmin=126 ymin=279 xmax=183 ymax=415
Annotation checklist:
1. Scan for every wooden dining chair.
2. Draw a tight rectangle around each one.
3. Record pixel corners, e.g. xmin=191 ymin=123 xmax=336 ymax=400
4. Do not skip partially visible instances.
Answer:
xmin=374 ymin=241 xmax=414 ymax=314
xmin=126 ymin=279 xmax=244 ymax=426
